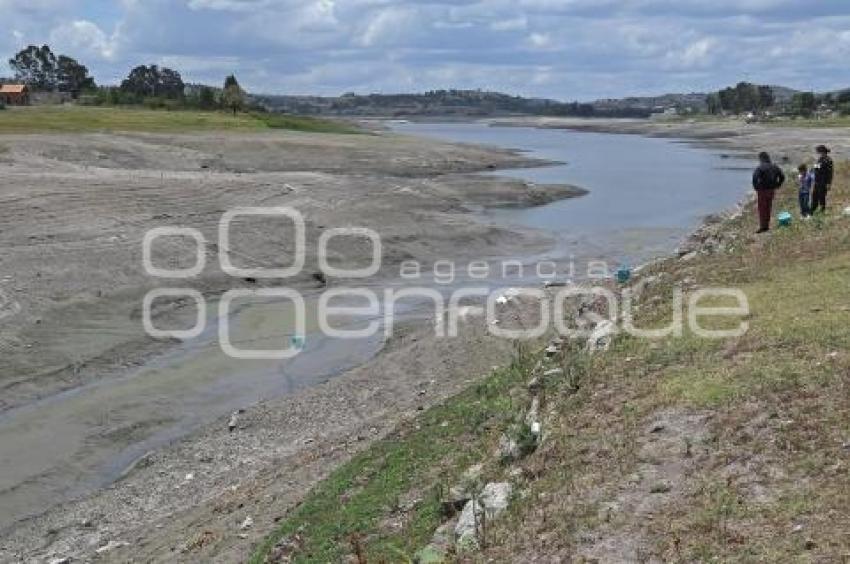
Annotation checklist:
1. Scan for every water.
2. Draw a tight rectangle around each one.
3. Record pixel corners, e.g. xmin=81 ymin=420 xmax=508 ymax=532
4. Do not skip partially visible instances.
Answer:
xmin=391 ymin=121 xmax=751 ymax=266
xmin=0 ymin=121 xmax=752 ymax=532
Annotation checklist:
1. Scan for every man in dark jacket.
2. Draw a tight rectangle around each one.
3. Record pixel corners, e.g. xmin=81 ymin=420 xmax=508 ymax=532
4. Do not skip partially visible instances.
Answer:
xmin=752 ymin=151 xmax=785 ymax=233
xmin=811 ymin=145 xmax=833 ymax=214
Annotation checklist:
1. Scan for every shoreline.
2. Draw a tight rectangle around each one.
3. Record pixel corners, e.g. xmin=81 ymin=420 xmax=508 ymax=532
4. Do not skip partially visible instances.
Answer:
xmin=1 ymin=117 xmax=840 ymax=562
xmin=0 ymin=125 xmax=588 ymax=560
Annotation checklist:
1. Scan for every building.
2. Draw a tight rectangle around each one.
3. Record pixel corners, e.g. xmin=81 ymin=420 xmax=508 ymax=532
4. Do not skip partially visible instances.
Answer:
xmin=0 ymin=84 xmax=30 ymax=105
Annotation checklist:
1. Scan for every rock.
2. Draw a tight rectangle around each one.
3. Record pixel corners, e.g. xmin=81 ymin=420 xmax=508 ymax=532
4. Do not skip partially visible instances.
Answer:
xmin=543 ymin=367 xmax=563 ymax=378
xmin=414 ymin=545 xmax=446 ymax=563
xmin=417 ymin=519 xmax=456 ymax=562
xmin=95 ymin=541 xmax=128 ymax=555
xmin=240 ymin=516 xmax=254 ymax=530
xmin=498 ymin=433 xmax=519 ymax=461
xmin=228 ymin=412 xmax=239 ymax=433
xmin=443 ymin=464 xmax=484 ymax=513
xmin=454 ymin=483 xmax=513 ymax=550
xmin=526 ymin=376 xmax=541 ymax=393
xmin=544 ymin=344 xmax=560 ymax=357
xmin=843 ymin=206 xmax=850 ymax=217
xmin=530 ymin=421 xmax=541 ymax=436
xmin=525 ymin=397 xmax=540 ymax=425
xmin=49 ymin=558 xmax=71 ymax=564
xmin=587 ymin=320 xmax=616 ymax=352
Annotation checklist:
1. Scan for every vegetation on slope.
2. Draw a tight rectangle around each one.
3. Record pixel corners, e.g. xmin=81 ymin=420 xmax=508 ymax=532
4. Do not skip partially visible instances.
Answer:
xmin=250 ymin=161 xmax=849 ymax=563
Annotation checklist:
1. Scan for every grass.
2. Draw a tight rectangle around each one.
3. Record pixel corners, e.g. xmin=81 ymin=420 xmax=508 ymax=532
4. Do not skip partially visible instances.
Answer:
xmin=249 ymin=349 xmax=538 ymax=563
xmin=0 ymin=105 xmax=360 ymax=134
xmin=249 ymin=164 xmax=850 ymax=562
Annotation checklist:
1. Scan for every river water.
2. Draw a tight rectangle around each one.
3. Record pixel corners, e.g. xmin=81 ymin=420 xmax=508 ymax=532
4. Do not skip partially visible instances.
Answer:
xmin=391 ymin=121 xmax=751 ymax=268
xmin=0 ymin=122 xmax=751 ymax=532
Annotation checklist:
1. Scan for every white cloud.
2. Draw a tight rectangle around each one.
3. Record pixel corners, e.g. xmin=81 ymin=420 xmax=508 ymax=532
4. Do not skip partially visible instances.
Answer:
xmin=50 ymin=20 xmax=120 ymax=60
xmin=3 ymin=0 xmax=850 ymax=98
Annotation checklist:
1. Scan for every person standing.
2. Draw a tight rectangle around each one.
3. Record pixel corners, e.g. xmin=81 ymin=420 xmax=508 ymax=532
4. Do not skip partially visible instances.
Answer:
xmin=797 ymin=164 xmax=813 ymax=218
xmin=811 ymin=145 xmax=833 ymax=214
xmin=752 ymin=151 xmax=785 ymax=233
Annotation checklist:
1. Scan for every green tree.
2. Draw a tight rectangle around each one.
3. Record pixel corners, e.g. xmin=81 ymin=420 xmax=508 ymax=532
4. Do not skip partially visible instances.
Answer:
xmin=221 ymin=74 xmax=246 ymax=115
xmin=9 ymin=45 xmax=58 ymax=90
xmin=198 ymin=86 xmax=217 ymax=110
xmin=792 ymin=92 xmax=817 ymax=117
xmin=706 ymin=93 xmax=722 ymax=115
xmin=56 ymin=55 xmax=96 ymax=97
xmin=120 ymin=65 xmax=185 ymax=99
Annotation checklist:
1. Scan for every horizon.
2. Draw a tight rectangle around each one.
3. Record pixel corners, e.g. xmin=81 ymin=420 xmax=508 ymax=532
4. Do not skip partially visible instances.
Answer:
xmin=2 ymin=1 xmax=850 ymax=101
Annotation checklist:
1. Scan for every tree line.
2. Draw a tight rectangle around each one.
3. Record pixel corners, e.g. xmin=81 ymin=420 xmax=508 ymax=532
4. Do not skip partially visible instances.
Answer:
xmin=6 ymin=44 xmax=247 ymax=113
xmin=706 ymin=81 xmax=850 ymax=117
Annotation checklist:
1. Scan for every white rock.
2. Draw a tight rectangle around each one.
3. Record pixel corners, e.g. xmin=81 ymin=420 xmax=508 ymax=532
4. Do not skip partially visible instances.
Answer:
xmin=587 ymin=320 xmax=617 ymax=352
xmin=240 ymin=516 xmax=254 ymax=530
xmin=498 ymin=434 xmax=519 ymax=461
xmin=95 ymin=541 xmax=128 ymax=555
xmin=454 ymin=483 xmax=513 ymax=549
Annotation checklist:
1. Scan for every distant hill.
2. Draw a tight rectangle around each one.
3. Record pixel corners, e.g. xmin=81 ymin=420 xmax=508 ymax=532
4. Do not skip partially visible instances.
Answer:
xmin=253 ymin=90 xmax=654 ymax=119
xmin=252 ymin=86 xmax=814 ymax=119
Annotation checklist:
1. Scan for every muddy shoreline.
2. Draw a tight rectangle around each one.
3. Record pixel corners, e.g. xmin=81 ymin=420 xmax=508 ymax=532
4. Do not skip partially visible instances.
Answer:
xmin=0 ymin=126 xmax=584 ymax=562
xmin=1 ymin=118 xmax=844 ymax=563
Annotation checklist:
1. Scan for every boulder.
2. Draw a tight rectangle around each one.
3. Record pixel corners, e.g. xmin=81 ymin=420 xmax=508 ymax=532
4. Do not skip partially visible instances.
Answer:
xmin=454 ymin=483 xmax=513 ymax=550
xmin=498 ymin=433 xmax=519 ymax=461
xmin=587 ymin=320 xmax=616 ymax=352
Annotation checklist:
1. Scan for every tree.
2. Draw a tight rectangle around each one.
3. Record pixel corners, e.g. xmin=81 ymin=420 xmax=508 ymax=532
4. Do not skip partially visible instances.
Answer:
xmin=9 ymin=45 xmax=58 ymax=90
xmin=791 ymin=92 xmax=817 ymax=117
xmin=757 ymin=86 xmax=775 ymax=111
xmin=56 ymin=55 xmax=96 ymax=96
xmin=221 ymin=74 xmax=246 ymax=115
xmin=8 ymin=45 xmax=95 ymax=96
xmin=198 ymin=86 xmax=217 ymax=110
xmin=120 ymin=65 xmax=185 ymax=99
xmin=705 ymin=93 xmax=722 ymax=115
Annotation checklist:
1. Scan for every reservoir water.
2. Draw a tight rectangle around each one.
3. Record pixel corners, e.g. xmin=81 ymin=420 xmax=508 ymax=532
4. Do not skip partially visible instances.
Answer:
xmin=391 ymin=121 xmax=751 ymax=267
xmin=0 ymin=122 xmax=752 ymax=532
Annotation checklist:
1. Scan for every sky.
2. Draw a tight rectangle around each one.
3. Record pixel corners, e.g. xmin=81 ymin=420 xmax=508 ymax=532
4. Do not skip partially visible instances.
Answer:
xmin=1 ymin=0 xmax=849 ymax=101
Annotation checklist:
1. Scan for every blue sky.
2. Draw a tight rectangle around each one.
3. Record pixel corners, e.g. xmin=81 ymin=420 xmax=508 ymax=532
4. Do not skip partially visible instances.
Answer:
xmin=2 ymin=0 xmax=849 ymax=100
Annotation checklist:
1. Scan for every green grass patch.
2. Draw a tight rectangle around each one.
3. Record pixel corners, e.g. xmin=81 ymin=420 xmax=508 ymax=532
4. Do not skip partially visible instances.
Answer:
xmin=0 ymin=105 xmax=359 ymax=134
xmin=250 ymin=352 xmax=536 ymax=563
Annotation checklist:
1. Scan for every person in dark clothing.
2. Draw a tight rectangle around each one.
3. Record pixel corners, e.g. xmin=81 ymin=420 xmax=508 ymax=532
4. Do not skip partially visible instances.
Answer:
xmin=797 ymin=164 xmax=813 ymax=217
xmin=811 ymin=145 xmax=833 ymax=214
xmin=752 ymin=151 xmax=785 ymax=233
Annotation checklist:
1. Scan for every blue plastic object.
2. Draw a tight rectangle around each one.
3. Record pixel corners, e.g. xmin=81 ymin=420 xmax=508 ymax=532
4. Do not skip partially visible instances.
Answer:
xmin=777 ymin=211 xmax=792 ymax=227
xmin=616 ymin=265 xmax=632 ymax=284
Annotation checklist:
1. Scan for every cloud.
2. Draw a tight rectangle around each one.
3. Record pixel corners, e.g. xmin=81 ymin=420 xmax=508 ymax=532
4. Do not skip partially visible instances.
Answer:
xmin=2 ymin=0 xmax=849 ymax=98
xmin=50 ymin=20 xmax=120 ymax=60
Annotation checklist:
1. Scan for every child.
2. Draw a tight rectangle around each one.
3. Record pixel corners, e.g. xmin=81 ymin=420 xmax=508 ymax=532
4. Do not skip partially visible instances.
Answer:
xmin=797 ymin=164 xmax=813 ymax=218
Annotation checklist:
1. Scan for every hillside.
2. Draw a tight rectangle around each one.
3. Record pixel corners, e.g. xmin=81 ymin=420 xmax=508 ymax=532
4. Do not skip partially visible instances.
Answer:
xmin=252 ymin=86 xmax=813 ymax=119
xmin=251 ymin=165 xmax=850 ymax=562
